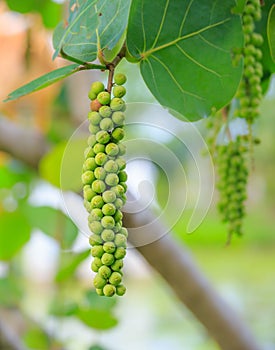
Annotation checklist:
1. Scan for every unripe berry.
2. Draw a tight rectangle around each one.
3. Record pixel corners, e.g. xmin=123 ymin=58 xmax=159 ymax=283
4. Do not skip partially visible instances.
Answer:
xmin=116 ymin=284 xmax=126 ymax=296
xmin=112 ymin=111 xmax=125 ymax=126
xmin=114 ymin=73 xmax=127 ymax=85
xmin=89 ymin=234 xmax=103 ymax=246
xmin=103 ymin=241 xmax=116 ymax=254
xmin=101 ymin=229 xmax=115 ymax=241
xmin=105 ymin=143 xmax=119 ymax=156
xmin=90 ymin=81 xmax=105 ymax=95
xmin=88 ymin=134 xmax=97 ymax=147
xmin=113 ymin=85 xmax=126 ymax=98
xmin=120 ymin=227 xmax=128 ymax=238
xmin=111 ymin=259 xmax=123 ymax=271
xmin=92 ymin=179 xmax=106 ymax=193
xmin=116 ymin=158 xmax=126 ymax=170
xmin=114 ymin=233 xmax=127 ymax=248
xmin=99 ymin=106 xmax=112 ymax=118
xmin=114 ymin=198 xmax=124 ymax=209
xmin=93 ymin=143 xmax=105 ymax=154
xmin=114 ymin=247 xmax=126 ymax=259
xmin=98 ymin=265 xmax=112 ymax=279
xmin=112 ymin=127 xmax=125 ymax=142
xmin=91 ymin=195 xmax=104 ymax=209
xmin=118 ymin=171 xmax=128 ymax=182
xmin=103 ymin=284 xmax=116 ymax=297
xmin=89 ymin=124 xmax=100 ymax=134
xmin=100 ymin=118 xmax=114 ymax=131
xmin=97 ymin=91 xmax=111 ymax=105
xmin=88 ymin=221 xmax=103 ymax=235
xmin=88 ymin=90 xmax=97 ymax=101
xmin=83 ymin=186 xmax=96 ymax=201
xmin=93 ymin=273 xmax=107 ymax=289
xmin=95 ymin=152 xmax=108 ymax=166
xmin=96 ymin=130 xmax=111 ymax=144
xmin=109 ymin=272 xmax=122 ymax=286
xmin=104 ymin=159 xmax=119 ymax=173
xmin=118 ymin=143 xmax=126 ymax=156
xmin=96 ymin=288 xmax=104 ymax=296
xmin=101 ymin=252 xmax=115 ymax=266
xmin=101 ymin=216 xmax=115 ymax=229
xmin=88 ymin=111 xmax=101 ymax=125
xmin=105 ymin=173 xmax=119 ymax=186
xmin=110 ymin=98 xmax=125 ymax=111
xmin=89 ymin=208 xmax=103 ymax=221
xmin=102 ymin=190 xmax=116 ymax=203
xmin=91 ymin=245 xmax=104 ymax=258
xmin=82 ymin=171 xmax=95 ymax=185
xmin=84 ymin=147 xmax=95 ymax=159
xmin=94 ymin=167 xmax=106 ymax=180
xmin=102 ymin=203 xmax=116 ymax=216
xmin=114 ymin=210 xmax=123 ymax=222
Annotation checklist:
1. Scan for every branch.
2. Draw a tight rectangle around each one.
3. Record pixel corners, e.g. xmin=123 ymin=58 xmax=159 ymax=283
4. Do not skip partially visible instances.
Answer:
xmin=0 ymin=117 xmax=262 ymax=350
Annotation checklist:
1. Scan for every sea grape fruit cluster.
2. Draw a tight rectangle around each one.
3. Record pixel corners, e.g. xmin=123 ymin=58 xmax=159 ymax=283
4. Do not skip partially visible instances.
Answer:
xmin=82 ymin=74 xmax=128 ymax=297
xmin=216 ymin=136 xmax=248 ymax=239
xmin=235 ymin=0 xmax=263 ymax=123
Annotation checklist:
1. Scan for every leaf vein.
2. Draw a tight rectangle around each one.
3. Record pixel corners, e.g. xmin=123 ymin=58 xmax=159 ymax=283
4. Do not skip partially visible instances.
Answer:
xmin=151 ymin=0 xmax=170 ymax=49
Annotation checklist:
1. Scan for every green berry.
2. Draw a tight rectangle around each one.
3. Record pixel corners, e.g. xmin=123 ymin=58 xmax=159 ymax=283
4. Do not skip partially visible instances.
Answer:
xmin=88 ymin=134 xmax=97 ymax=147
xmin=97 ymin=91 xmax=111 ymax=105
xmin=93 ymin=143 xmax=105 ymax=154
xmin=105 ymin=143 xmax=119 ymax=157
xmin=102 ymin=203 xmax=116 ymax=216
xmin=88 ymin=111 xmax=101 ymax=125
xmin=105 ymin=173 xmax=119 ymax=186
xmin=83 ymin=186 xmax=96 ymax=201
xmin=84 ymin=157 xmax=97 ymax=171
xmin=104 ymin=160 xmax=119 ymax=173
xmin=89 ymin=234 xmax=103 ymax=246
xmin=82 ymin=171 xmax=95 ymax=185
xmin=93 ymin=273 xmax=107 ymax=289
xmin=110 ymin=98 xmax=125 ymax=111
xmin=114 ymin=247 xmax=126 ymax=259
xmin=92 ymin=179 xmax=106 ymax=194
xmin=114 ymin=210 xmax=123 ymax=222
xmin=99 ymin=106 xmax=112 ymax=118
xmin=103 ymin=241 xmax=116 ymax=254
xmin=116 ymin=158 xmax=126 ymax=170
xmin=116 ymin=284 xmax=126 ymax=296
xmin=120 ymin=227 xmax=128 ymax=238
xmin=101 ymin=229 xmax=115 ymax=241
xmin=114 ymin=233 xmax=127 ymax=247
xmin=114 ymin=73 xmax=127 ymax=85
xmin=111 ymin=259 xmax=123 ymax=271
xmin=114 ymin=198 xmax=124 ymax=209
xmin=91 ymin=261 xmax=100 ymax=272
xmin=96 ymin=288 xmax=104 ymax=296
xmin=91 ymin=245 xmax=104 ymax=258
xmin=91 ymin=195 xmax=104 ymax=209
xmin=112 ymin=185 xmax=125 ymax=197
xmin=100 ymin=118 xmax=114 ymax=131
xmin=113 ymin=85 xmax=126 ymax=98
xmin=102 ymin=190 xmax=116 ymax=203
xmin=112 ymin=127 xmax=125 ymax=142
xmin=94 ymin=167 xmax=106 ymax=180
xmin=101 ymin=216 xmax=115 ymax=229
xmin=118 ymin=171 xmax=127 ymax=182
xmin=95 ymin=152 xmax=108 ymax=166
xmin=90 ymin=81 xmax=105 ymax=95
xmin=88 ymin=221 xmax=103 ymax=235
xmin=84 ymin=147 xmax=95 ymax=159
xmin=98 ymin=265 xmax=112 ymax=279
xmin=112 ymin=111 xmax=125 ymax=126
xmin=101 ymin=253 xmax=115 ymax=266
xmin=88 ymin=90 xmax=97 ymax=101
xmin=103 ymin=284 xmax=116 ymax=297
xmin=89 ymin=208 xmax=103 ymax=221
xmin=109 ymin=272 xmax=122 ymax=286
xmin=118 ymin=143 xmax=126 ymax=155
xmin=96 ymin=130 xmax=111 ymax=144
xmin=89 ymin=124 xmax=100 ymax=134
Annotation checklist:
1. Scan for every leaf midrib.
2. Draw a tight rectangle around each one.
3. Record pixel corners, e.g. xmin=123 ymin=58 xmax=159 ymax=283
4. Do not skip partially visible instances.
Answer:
xmin=141 ymin=18 xmax=230 ymax=59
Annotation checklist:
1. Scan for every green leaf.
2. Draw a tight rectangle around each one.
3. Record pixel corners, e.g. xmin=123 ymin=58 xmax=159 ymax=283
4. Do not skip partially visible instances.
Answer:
xmin=55 ymin=250 xmax=90 ymax=282
xmin=53 ymin=0 xmax=130 ymax=62
xmin=49 ymin=299 xmax=79 ymax=317
xmin=39 ymin=138 xmax=87 ymax=191
xmin=84 ymin=290 xmax=116 ymax=310
xmin=0 ymin=212 xmax=31 ymax=260
xmin=89 ymin=345 xmax=109 ymax=350
xmin=76 ymin=308 xmax=118 ymax=330
xmin=22 ymin=205 xmax=78 ymax=249
xmin=4 ymin=64 xmax=80 ymax=102
xmin=231 ymin=0 xmax=247 ymax=14
xmin=126 ymin=0 xmax=243 ymax=121
xmin=267 ymin=5 xmax=275 ymax=63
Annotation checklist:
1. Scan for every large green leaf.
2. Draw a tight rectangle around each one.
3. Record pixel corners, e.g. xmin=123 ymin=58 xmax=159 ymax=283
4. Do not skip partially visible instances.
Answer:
xmin=267 ymin=5 xmax=275 ymax=63
xmin=126 ymin=0 xmax=243 ymax=121
xmin=0 ymin=212 xmax=31 ymax=260
xmin=53 ymin=0 xmax=130 ymax=62
xmin=22 ymin=205 xmax=78 ymax=249
xmin=4 ymin=64 xmax=80 ymax=102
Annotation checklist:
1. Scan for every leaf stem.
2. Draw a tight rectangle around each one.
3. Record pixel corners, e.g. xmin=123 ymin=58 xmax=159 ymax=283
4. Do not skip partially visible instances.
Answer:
xmin=60 ymin=48 xmax=107 ymax=70
xmin=106 ymin=43 xmax=126 ymax=93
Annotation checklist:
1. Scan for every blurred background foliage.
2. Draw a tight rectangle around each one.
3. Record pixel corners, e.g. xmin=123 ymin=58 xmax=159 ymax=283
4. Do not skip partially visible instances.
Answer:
xmin=0 ymin=1 xmax=274 ymax=349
